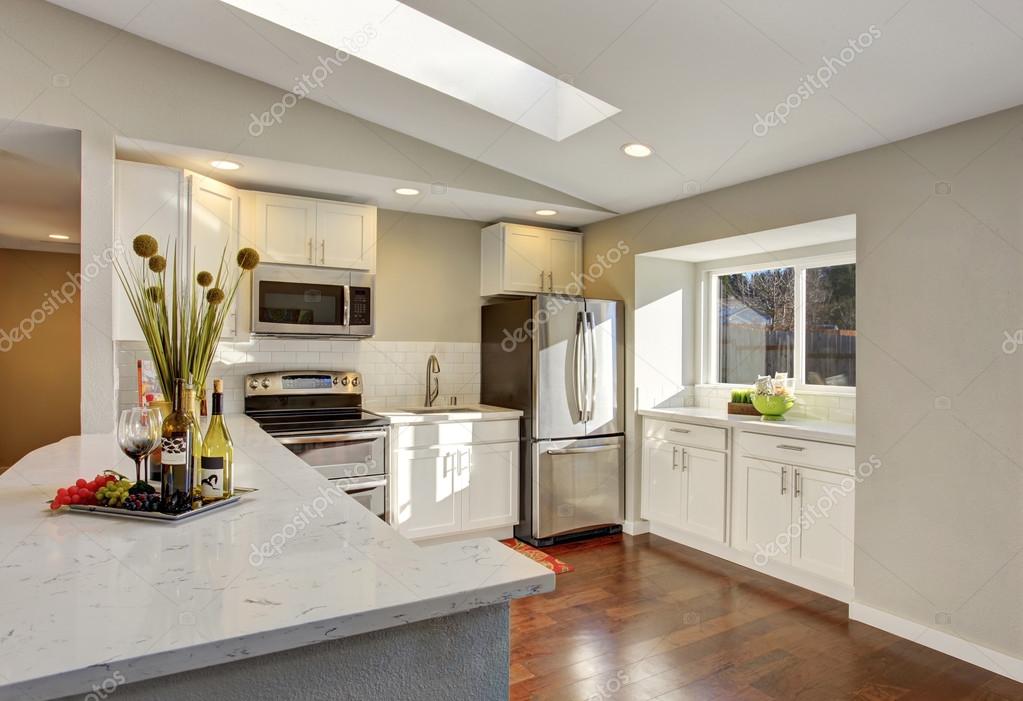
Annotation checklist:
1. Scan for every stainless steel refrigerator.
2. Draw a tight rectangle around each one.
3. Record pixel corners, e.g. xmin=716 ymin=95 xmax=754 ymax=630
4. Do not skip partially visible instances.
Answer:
xmin=481 ymin=295 xmax=624 ymax=546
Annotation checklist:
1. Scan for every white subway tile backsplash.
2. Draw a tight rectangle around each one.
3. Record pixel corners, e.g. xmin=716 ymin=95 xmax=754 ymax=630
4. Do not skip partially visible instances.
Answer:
xmin=116 ymin=339 xmax=482 ymax=413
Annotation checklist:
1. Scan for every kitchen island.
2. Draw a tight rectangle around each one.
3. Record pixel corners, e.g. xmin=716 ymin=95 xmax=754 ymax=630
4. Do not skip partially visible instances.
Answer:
xmin=0 ymin=416 xmax=553 ymax=701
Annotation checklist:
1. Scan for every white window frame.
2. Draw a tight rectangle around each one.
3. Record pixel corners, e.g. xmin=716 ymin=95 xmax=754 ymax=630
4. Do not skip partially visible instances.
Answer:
xmin=700 ymin=252 xmax=855 ymax=395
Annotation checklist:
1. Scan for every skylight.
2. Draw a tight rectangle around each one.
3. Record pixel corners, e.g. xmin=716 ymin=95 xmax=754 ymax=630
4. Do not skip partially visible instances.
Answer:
xmin=219 ymin=0 xmax=620 ymax=141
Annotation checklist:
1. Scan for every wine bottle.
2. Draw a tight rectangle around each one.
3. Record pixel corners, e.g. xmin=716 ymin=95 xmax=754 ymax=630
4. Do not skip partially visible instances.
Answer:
xmin=182 ymin=384 xmax=203 ymax=509
xmin=201 ymin=379 xmax=234 ymax=502
xmin=160 ymin=379 xmax=196 ymax=513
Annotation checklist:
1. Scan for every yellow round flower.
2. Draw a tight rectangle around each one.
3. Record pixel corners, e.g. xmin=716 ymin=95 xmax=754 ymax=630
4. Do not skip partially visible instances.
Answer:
xmin=148 ymin=255 xmax=167 ymax=273
xmin=206 ymin=287 xmax=226 ymax=305
xmin=132 ymin=234 xmax=159 ymax=258
xmin=196 ymin=271 xmax=213 ymax=287
xmin=236 ymin=247 xmax=260 ymax=271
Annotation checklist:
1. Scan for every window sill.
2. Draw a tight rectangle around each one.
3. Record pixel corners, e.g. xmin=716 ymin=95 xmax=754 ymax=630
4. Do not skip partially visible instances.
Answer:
xmin=695 ymin=383 xmax=855 ymax=398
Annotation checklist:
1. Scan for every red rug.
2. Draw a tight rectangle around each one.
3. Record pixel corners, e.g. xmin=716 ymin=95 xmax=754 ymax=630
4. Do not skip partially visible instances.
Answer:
xmin=500 ymin=539 xmax=574 ymax=574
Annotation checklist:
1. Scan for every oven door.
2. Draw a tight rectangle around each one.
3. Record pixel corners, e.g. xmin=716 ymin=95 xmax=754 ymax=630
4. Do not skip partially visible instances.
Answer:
xmin=253 ymin=264 xmax=352 ymax=336
xmin=277 ymin=429 xmax=386 ymax=480
xmin=334 ymin=475 xmax=387 ymax=520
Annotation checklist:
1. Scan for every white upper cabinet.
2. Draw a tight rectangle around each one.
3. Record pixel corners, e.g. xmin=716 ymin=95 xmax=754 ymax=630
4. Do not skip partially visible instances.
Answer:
xmin=113 ymin=161 xmax=186 ymax=342
xmin=481 ymin=222 xmax=582 ymax=296
xmin=188 ymin=173 xmax=240 ymax=337
xmin=244 ymin=191 xmax=376 ymax=272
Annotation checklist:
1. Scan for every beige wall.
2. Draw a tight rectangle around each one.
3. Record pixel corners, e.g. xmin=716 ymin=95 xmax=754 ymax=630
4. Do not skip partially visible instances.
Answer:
xmin=583 ymin=106 xmax=1023 ymax=663
xmin=0 ymin=250 xmax=81 ymax=466
xmin=374 ymin=209 xmax=482 ymax=343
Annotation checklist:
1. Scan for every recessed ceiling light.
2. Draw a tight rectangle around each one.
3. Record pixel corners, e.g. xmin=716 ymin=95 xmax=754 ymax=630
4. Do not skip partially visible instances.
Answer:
xmin=535 ymin=209 xmax=558 ymax=216
xmin=210 ymin=160 xmax=241 ymax=170
xmin=48 ymin=234 xmax=70 ymax=240
xmin=621 ymin=143 xmax=653 ymax=158
xmin=394 ymin=187 xmax=420 ymax=196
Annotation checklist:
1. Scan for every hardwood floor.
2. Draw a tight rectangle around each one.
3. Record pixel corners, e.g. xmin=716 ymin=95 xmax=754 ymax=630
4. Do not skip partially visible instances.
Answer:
xmin=509 ymin=534 xmax=1023 ymax=701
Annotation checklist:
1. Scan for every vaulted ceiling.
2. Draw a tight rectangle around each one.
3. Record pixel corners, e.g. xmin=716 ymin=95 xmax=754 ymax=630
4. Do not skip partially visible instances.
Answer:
xmin=46 ymin=0 xmax=1023 ymax=223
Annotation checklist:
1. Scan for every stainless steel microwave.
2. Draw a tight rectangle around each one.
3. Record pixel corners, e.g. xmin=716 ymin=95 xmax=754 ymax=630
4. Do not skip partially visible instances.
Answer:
xmin=252 ymin=263 xmax=374 ymax=337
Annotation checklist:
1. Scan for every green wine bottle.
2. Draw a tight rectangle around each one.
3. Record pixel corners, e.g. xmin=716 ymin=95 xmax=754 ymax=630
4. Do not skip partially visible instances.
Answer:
xmin=201 ymin=378 xmax=233 ymax=502
xmin=160 ymin=379 xmax=196 ymax=513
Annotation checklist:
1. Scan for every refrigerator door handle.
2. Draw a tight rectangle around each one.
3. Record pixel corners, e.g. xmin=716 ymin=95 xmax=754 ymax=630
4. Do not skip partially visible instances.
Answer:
xmin=585 ymin=311 xmax=596 ymax=422
xmin=574 ymin=312 xmax=586 ymax=422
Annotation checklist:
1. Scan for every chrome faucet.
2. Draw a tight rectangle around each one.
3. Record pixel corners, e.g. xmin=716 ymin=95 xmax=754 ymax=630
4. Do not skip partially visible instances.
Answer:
xmin=425 ymin=354 xmax=440 ymax=407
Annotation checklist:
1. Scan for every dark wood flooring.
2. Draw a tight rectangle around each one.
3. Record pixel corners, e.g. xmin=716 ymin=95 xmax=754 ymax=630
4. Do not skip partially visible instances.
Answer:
xmin=509 ymin=534 xmax=1023 ymax=701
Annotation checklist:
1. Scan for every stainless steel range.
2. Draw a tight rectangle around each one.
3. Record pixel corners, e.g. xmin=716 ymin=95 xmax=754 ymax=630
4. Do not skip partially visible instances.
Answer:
xmin=245 ymin=371 xmax=389 ymax=520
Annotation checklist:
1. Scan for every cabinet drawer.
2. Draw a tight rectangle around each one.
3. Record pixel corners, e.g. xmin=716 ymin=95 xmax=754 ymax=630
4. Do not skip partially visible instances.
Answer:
xmin=737 ymin=432 xmax=853 ymax=473
xmin=392 ymin=420 xmax=519 ymax=449
xmin=644 ymin=419 xmax=727 ymax=451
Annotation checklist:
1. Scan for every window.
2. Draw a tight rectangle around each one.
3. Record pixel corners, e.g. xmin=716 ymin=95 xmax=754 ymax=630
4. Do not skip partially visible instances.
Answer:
xmin=708 ymin=255 xmax=855 ymax=389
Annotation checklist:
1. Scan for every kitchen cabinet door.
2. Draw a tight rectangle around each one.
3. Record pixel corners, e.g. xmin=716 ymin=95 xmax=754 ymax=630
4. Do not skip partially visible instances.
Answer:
xmin=682 ymin=447 xmax=727 ymax=543
xmin=114 ymin=161 xmax=186 ymax=341
xmin=393 ymin=447 xmax=460 ymax=540
xmin=461 ymin=442 xmax=518 ymax=531
xmin=315 ymin=201 xmax=376 ymax=271
xmin=641 ymin=438 xmax=683 ymax=528
xmin=735 ymin=457 xmax=791 ymax=563
xmin=790 ymin=466 xmax=855 ymax=585
xmin=548 ymin=230 xmax=582 ymax=293
xmin=189 ymin=174 xmax=240 ymax=337
xmin=252 ymin=192 xmax=316 ymax=265
xmin=503 ymin=225 xmax=547 ymax=293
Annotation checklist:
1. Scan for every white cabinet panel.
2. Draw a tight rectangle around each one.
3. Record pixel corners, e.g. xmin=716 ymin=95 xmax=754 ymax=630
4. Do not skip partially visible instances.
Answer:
xmin=252 ymin=192 xmax=316 ymax=265
xmin=736 ymin=457 xmax=791 ymax=563
xmin=791 ymin=467 xmax=854 ymax=584
xmin=189 ymin=174 xmax=240 ymax=337
xmin=548 ymin=230 xmax=582 ymax=293
xmin=316 ymin=201 xmax=375 ymax=270
xmin=503 ymin=226 xmax=547 ymax=293
xmin=394 ymin=447 xmax=460 ymax=540
xmin=461 ymin=442 xmax=518 ymax=531
xmin=641 ymin=438 xmax=683 ymax=528
xmin=683 ymin=447 xmax=727 ymax=543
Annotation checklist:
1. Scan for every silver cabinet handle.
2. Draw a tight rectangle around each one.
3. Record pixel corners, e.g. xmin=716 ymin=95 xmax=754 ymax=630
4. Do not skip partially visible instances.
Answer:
xmin=671 ymin=445 xmax=678 ymax=470
xmin=681 ymin=449 xmax=689 ymax=472
xmin=320 ymin=240 xmax=326 ymax=264
xmin=307 ymin=238 xmax=313 ymax=263
xmin=539 ymin=270 xmax=546 ymax=291
xmin=547 ymin=271 xmax=553 ymax=291
xmin=670 ymin=428 xmax=691 ymax=434
xmin=547 ymin=445 xmax=619 ymax=455
xmin=776 ymin=444 xmax=806 ymax=452
xmin=794 ymin=469 xmax=802 ymax=497
xmin=781 ymin=466 xmax=787 ymax=495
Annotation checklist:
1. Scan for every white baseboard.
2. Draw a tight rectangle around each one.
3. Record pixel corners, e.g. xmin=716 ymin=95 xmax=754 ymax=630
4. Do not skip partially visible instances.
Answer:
xmin=621 ymin=519 xmax=650 ymax=536
xmin=649 ymin=522 xmax=854 ymax=603
xmin=849 ymin=602 xmax=1023 ymax=684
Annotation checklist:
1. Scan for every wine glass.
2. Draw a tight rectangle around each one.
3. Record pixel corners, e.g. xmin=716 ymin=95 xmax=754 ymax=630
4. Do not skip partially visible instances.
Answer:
xmin=117 ymin=407 xmax=161 ymax=484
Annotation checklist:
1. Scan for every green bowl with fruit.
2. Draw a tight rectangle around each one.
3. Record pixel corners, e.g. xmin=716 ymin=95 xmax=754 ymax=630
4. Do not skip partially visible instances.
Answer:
xmin=751 ymin=394 xmax=795 ymax=421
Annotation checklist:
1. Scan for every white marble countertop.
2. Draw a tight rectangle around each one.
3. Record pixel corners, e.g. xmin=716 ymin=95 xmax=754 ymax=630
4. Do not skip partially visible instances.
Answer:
xmin=0 ymin=416 xmax=552 ymax=701
xmin=638 ymin=406 xmax=855 ymax=445
xmin=375 ymin=404 xmax=523 ymax=424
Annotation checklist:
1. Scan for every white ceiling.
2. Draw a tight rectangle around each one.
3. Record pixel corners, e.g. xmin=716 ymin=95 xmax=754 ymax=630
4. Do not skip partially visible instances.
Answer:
xmin=0 ymin=120 xmax=81 ymax=246
xmin=643 ymin=214 xmax=856 ymax=263
xmin=47 ymin=0 xmax=1023 ymax=219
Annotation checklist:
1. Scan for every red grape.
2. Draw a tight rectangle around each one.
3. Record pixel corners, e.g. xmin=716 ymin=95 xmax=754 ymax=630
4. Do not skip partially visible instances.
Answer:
xmin=75 ymin=478 xmax=87 ymax=488
xmin=59 ymin=495 xmax=71 ymax=506
xmin=49 ymin=500 xmax=61 ymax=511
xmin=86 ymin=480 xmax=97 ymax=491
xmin=70 ymin=495 xmax=81 ymax=504
xmin=57 ymin=488 xmax=68 ymax=497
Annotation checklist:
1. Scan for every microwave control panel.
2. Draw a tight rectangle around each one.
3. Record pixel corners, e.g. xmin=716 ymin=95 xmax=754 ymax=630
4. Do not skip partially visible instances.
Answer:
xmin=350 ymin=287 xmax=371 ymax=326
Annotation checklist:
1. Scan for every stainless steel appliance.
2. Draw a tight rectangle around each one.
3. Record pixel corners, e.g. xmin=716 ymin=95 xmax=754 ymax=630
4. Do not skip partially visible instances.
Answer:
xmin=252 ymin=263 xmax=374 ymax=337
xmin=244 ymin=370 xmax=389 ymax=519
xmin=481 ymin=295 xmax=624 ymax=546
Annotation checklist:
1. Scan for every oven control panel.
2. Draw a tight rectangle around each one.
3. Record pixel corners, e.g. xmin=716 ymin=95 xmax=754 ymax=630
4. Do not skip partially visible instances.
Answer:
xmin=245 ymin=371 xmax=362 ymax=397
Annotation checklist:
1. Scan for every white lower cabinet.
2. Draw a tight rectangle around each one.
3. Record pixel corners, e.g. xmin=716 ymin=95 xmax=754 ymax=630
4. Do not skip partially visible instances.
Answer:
xmin=641 ymin=437 xmax=727 ymax=542
xmin=642 ymin=416 xmax=856 ymax=593
xmin=393 ymin=431 xmax=518 ymax=541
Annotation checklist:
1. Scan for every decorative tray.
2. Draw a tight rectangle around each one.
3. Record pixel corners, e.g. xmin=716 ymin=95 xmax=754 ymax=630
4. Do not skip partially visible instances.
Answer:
xmin=59 ymin=487 xmax=256 ymax=524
